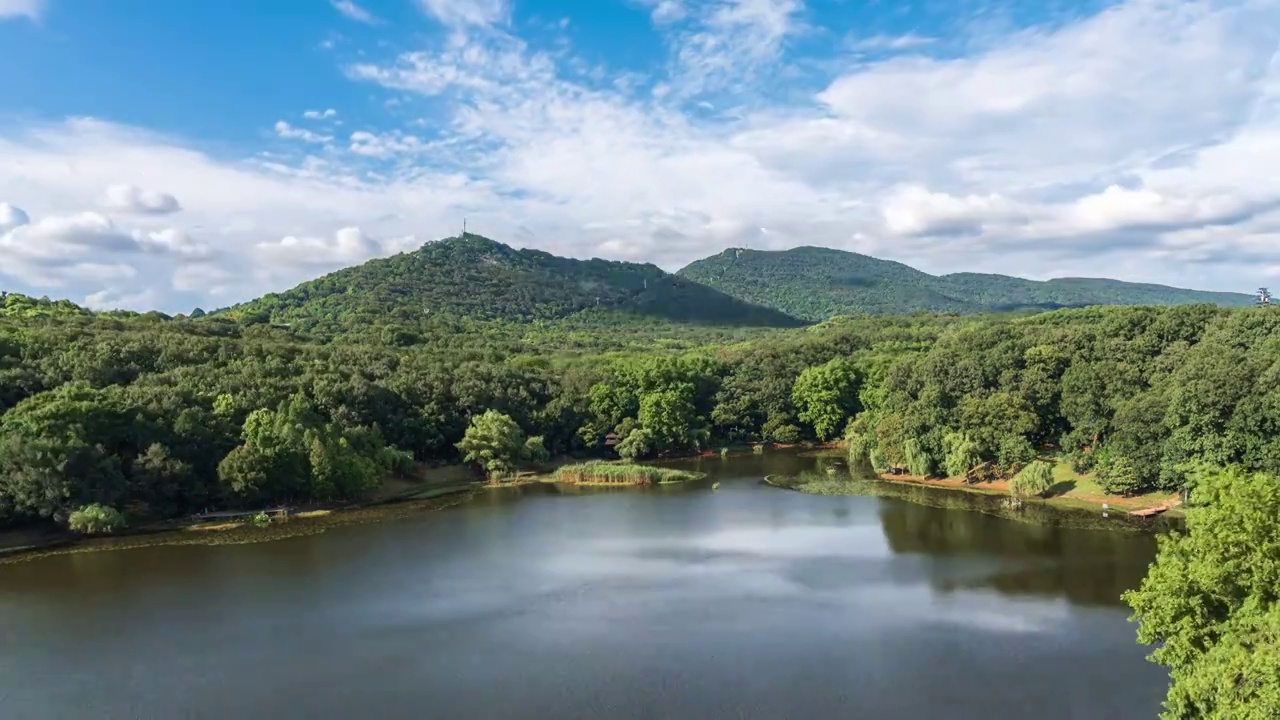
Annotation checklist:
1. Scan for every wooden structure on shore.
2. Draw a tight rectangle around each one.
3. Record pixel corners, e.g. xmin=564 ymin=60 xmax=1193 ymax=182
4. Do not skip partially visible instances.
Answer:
xmin=1129 ymin=501 xmax=1179 ymax=518
xmin=191 ymin=507 xmax=292 ymax=522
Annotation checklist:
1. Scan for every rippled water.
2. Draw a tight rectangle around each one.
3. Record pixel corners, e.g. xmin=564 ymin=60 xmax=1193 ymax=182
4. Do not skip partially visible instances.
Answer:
xmin=0 ymin=451 xmax=1167 ymax=719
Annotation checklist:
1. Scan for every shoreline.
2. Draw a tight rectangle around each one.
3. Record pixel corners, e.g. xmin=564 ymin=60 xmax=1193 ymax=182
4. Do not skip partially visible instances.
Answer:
xmin=765 ymin=466 xmax=1183 ymax=532
xmin=0 ymin=483 xmax=479 ymax=565
xmin=872 ymin=470 xmax=1184 ymax=518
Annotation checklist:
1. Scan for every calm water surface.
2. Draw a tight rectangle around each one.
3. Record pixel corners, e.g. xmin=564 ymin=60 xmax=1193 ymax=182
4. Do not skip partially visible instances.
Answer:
xmin=0 ymin=452 xmax=1168 ymax=719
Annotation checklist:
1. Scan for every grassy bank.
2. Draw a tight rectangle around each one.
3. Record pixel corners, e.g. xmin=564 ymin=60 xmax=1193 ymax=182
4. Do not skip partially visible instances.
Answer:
xmin=869 ymin=462 xmax=1183 ymax=517
xmin=765 ymin=459 xmax=1183 ymax=532
xmin=552 ymin=461 xmax=706 ymax=486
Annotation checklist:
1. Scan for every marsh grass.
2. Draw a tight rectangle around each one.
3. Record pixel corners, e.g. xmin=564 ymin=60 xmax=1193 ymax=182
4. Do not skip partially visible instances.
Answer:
xmin=553 ymin=462 xmax=705 ymax=486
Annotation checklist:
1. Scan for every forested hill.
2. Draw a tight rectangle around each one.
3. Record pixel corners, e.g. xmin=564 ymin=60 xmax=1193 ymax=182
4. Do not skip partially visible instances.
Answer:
xmin=220 ymin=234 xmax=803 ymax=332
xmin=677 ymin=247 xmax=1254 ymax=321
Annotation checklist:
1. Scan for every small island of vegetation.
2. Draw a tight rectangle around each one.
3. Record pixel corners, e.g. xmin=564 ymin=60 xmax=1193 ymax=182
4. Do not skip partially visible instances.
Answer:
xmin=552 ymin=461 xmax=704 ymax=486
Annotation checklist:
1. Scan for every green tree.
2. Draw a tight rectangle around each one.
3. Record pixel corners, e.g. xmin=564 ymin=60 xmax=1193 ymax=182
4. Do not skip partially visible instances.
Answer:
xmin=457 ymin=410 xmax=527 ymax=479
xmin=638 ymin=385 xmax=699 ymax=451
xmin=942 ymin=431 xmax=981 ymax=478
xmin=1125 ymin=466 xmax=1280 ymax=719
xmin=997 ymin=434 xmax=1036 ymax=474
xmin=1009 ymin=461 xmax=1054 ymax=498
xmin=615 ymin=428 xmax=654 ymax=461
xmin=902 ymin=437 xmax=934 ymax=477
xmin=216 ymin=444 xmax=274 ymax=496
xmin=522 ymin=435 xmax=549 ymax=465
xmin=792 ymin=358 xmax=861 ymax=441
xmin=768 ymin=424 xmax=803 ymax=444
xmin=1099 ymin=455 xmax=1144 ymax=496
xmin=67 ymin=503 xmax=126 ymax=534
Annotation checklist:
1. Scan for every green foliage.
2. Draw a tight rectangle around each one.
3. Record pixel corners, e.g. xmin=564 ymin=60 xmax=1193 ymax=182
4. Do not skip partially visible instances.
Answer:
xmin=0 ymin=249 xmax=1276 ymax=542
xmin=252 ymin=511 xmax=271 ymax=527
xmin=868 ymin=446 xmax=890 ymax=474
xmin=222 ymin=235 xmax=802 ymax=331
xmin=1125 ymin=466 xmax=1280 ymax=719
xmin=1098 ymin=455 xmax=1144 ymax=496
xmin=792 ymin=358 xmax=861 ymax=440
xmin=639 ymin=385 xmax=699 ymax=450
xmin=615 ymin=428 xmax=653 ymax=461
xmin=67 ymin=503 xmax=126 ymax=534
xmin=996 ymin=434 xmax=1036 ymax=474
xmin=1009 ymin=461 xmax=1054 ymax=498
xmin=553 ymin=462 xmax=701 ymax=485
xmin=456 ymin=410 xmax=531 ymax=479
xmin=902 ymin=437 xmax=934 ymax=477
xmin=678 ymin=246 xmax=1252 ymax=322
xmin=522 ymin=435 xmax=549 ymax=465
xmin=768 ymin=424 xmax=803 ymax=444
xmin=942 ymin=432 xmax=982 ymax=478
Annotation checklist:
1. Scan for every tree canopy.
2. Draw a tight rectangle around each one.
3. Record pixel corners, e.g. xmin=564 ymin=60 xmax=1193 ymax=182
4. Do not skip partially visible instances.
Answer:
xmin=1125 ymin=465 xmax=1280 ymax=718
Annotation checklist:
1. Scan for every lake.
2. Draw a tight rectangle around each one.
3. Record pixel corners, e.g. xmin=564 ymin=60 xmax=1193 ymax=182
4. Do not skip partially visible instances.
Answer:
xmin=0 ymin=451 xmax=1168 ymax=719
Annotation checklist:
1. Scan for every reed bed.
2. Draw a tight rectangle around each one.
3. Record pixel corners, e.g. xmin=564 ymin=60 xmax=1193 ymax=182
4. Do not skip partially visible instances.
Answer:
xmin=553 ymin=462 xmax=703 ymax=486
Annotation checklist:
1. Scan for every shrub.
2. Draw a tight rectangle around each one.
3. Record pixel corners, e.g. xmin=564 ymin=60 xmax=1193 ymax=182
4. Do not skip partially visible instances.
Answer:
xmin=1009 ymin=461 xmax=1054 ymax=498
xmin=67 ymin=504 xmax=126 ymax=535
xmin=769 ymin=424 xmax=804 ymax=444
xmin=553 ymin=462 xmax=701 ymax=485
xmin=1099 ymin=455 xmax=1144 ymax=496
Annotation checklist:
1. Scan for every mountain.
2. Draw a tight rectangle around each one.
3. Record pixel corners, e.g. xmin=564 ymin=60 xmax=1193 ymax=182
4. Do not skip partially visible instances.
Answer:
xmin=677 ymin=247 xmax=1255 ymax=321
xmin=222 ymin=235 xmax=804 ymax=330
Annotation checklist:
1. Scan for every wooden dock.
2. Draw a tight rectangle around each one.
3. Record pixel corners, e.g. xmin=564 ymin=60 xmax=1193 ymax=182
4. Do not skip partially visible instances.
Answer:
xmin=1129 ymin=500 xmax=1180 ymax=518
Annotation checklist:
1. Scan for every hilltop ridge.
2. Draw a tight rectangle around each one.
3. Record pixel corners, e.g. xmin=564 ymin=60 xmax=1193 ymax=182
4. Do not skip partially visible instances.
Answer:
xmin=677 ymin=246 xmax=1253 ymax=321
xmin=220 ymin=234 xmax=805 ymax=332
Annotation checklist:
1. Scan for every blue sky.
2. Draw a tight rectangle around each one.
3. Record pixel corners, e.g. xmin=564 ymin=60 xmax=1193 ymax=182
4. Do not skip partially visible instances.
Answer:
xmin=1 ymin=0 xmax=1278 ymax=312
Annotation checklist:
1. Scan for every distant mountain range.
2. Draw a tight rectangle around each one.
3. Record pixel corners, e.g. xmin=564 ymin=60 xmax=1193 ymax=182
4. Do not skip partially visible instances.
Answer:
xmin=33 ymin=234 xmax=1241 ymax=329
xmin=221 ymin=234 xmax=803 ymax=329
xmin=676 ymin=246 xmax=1253 ymax=322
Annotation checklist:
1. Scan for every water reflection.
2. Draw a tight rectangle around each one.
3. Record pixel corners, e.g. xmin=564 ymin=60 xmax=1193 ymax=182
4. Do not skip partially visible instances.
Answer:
xmin=877 ymin=500 xmax=1156 ymax=606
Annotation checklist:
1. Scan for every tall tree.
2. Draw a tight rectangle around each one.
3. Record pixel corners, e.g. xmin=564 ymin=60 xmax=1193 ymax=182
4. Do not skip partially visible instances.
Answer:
xmin=792 ymin=358 xmax=861 ymax=441
xmin=1125 ymin=466 xmax=1280 ymax=718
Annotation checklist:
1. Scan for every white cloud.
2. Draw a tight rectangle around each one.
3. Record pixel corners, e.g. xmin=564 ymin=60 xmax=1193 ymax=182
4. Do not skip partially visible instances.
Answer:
xmin=172 ymin=263 xmax=237 ymax=296
xmin=670 ymin=0 xmax=806 ymax=97
xmin=633 ymin=0 xmax=687 ymax=24
xmin=330 ymin=0 xmax=378 ymax=25
xmin=847 ymin=34 xmax=936 ymax=52
xmin=881 ymin=185 xmax=1029 ymax=237
xmin=274 ymin=120 xmax=333 ymax=144
xmin=83 ymin=288 xmax=161 ymax=312
xmin=0 ymin=0 xmax=43 ymax=21
xmin=0 ymin=203 xmax=29 ymax=231
xmin=0 ymin=212 xmax=141 ymax=265
xmin=102 ymin=183 xmax=182 ymax=215
xmin=136 ymin=227 xmax=214 ymax=259
xmin=303 ymin=108 xmax=339 ymax=120
xmin=255 ymin=227 xmax=382 ymax=268
xmin=416 ymin=0 xmax=508 ymax=27
xmin=2 ymin=0 xmax=1280 ymax=311
xmin=348 ymin=130 xmax=428 ymax=158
